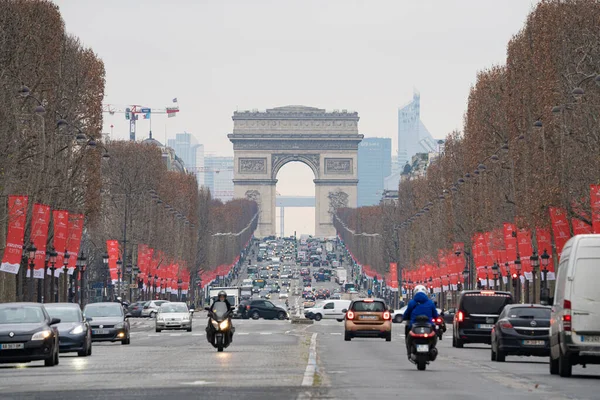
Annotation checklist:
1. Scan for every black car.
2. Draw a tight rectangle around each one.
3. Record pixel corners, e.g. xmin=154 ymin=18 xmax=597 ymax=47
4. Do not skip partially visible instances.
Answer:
xmin=83 ymin=302 xmax=131 ymax=345
xmin=453 ymin=290 xmax=513 ymax=348
xmin=491 ymin=304 xmax=551 ymax=362
xmin=44 ymin=303 xmax=92 ymax=357
xmin=126 ymin=301 xmax=145 ymax=318
xmin=0 ymin=302 xmax=60 ymax=366
xmin=238 ymin=300 xmax=288 ymax=320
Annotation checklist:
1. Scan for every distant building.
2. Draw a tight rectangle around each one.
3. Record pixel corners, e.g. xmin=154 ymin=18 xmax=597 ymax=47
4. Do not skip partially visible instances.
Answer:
xmin=380 ymin=190 xmax=399 ymax=205
xmin=167 ymin=132 xmax=204 ymax=185
xmin=397 ymin=90 xmax=439 ymax=170
xmin=204 ymin=155 xmax=234 ymax=202
xmin=357 ymin=137 xmax=392 ymax=206
xmin=142 ymin=135 xmax=186 ymax=173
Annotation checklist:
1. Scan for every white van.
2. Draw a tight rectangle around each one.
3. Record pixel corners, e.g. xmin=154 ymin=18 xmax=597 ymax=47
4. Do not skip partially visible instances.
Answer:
xmin=550 ymin=234 xmax=600 ymax=377
xmin=308 ymin=300 xmax=351 ymax=322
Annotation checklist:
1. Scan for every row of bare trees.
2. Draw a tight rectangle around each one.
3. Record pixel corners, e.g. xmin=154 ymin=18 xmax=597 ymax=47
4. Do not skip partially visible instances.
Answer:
xmin=336 ymin=0 xmax=600 ymax=276
xmin=0 ymin=1 xmax=257 ymax=302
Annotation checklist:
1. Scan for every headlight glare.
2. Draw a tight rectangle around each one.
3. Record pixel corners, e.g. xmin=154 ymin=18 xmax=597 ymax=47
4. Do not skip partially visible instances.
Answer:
xmin=69 ymin=325 xmax=85 ymax=335
xmin=219 ymin=320 xmax=229 ymax=330
xmin=32 ymin=330 xmax=52 ymax=340
xmin=211 ymin=319 xmax=219 ymax=328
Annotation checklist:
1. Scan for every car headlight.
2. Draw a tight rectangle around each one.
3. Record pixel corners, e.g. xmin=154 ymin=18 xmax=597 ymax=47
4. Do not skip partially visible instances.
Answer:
xmin=219 ymin=320 xmax=229 ymax=330
xmin=32 ymin=330 xmax=52 ymax=340
xmin=115 ymin=323 xmax=124 ymax=330
xmin=69 ymin=325 xmax=85 ymax=335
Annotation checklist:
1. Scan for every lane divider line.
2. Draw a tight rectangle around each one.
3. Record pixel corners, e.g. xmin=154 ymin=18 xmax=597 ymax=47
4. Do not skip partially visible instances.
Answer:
xmin=301 ymin=333 xmax=318 ymax=387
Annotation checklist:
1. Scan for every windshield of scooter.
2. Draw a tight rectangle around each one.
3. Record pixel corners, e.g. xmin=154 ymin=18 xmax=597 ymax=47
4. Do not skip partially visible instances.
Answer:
xmin=212 ymin=302 xmax=229 ymax=321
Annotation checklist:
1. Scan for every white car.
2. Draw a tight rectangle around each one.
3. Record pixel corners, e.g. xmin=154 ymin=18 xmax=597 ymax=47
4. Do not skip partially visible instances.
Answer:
xmin=279 ymin=292 xmax=289 ymax=299
xmin=141 ymin=300 xmax=170 ymax=318
xmin=155 ymin=302 xmax=192 ymax=332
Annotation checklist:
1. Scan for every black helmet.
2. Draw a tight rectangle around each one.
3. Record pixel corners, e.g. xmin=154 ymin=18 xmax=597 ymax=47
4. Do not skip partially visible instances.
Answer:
xmin=218 ymin=291 xmax=227 ymax=299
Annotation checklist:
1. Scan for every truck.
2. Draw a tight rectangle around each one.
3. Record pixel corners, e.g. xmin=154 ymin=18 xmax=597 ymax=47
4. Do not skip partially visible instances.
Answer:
xmin=335 ymin=268 xmax=347 ymax=285
xmin=209 ymin=287 xmax=242 ymax=315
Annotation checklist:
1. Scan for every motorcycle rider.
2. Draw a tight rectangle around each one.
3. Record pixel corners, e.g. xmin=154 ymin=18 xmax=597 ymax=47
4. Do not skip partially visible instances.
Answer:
xmin=206 ymin=291 xmax=234 ymax=343
xmin=403 ymin=285 xmax=439 ymax=359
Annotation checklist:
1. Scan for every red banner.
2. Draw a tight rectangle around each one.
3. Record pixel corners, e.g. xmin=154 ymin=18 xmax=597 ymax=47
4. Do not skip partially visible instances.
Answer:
xmin=592 ymin=185 xmax=600 ymax=234
xmin=536 ymin=228 xmax=554 ymax=273
xmin=66 ymin=214 xmax=84 ymax=273
xmin=572 ymin=218 xmax=592 ymax=235
xmin=389 ymin=263 xmax=398 ymax=288
xmin=549 ymin=207 xmax=571 ymax=256
xmin=52 ymin=210 xmax=69 ymax=277
xmin=503 ymin=223 xmax=517 ymax=262
xmin=30 ymin=204 xmax=51 ymax=278
xmin=0 ymin=195 xmax=28 ymax=274
xmin=107 ymin=240 xmax=120 ymax=282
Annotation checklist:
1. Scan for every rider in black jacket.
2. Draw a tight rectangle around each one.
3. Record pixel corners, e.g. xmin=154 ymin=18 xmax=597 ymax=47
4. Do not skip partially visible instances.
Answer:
xmin=206 ymin=291 xmax=234 ymax=343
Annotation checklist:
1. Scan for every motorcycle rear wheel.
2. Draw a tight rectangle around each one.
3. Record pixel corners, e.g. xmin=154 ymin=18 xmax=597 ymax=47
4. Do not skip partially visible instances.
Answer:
xmin=417 ymin=356 xmax=427 ymax=371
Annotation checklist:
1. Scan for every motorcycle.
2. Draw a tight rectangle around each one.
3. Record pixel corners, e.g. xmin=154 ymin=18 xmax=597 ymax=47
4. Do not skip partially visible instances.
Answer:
xmin=407 ymin=315 xmax=438 ymax=371
xmin=205 ymin=303 xmax=234 ymax=352
xmin=434 ymin=316 xmax=446 ymax=340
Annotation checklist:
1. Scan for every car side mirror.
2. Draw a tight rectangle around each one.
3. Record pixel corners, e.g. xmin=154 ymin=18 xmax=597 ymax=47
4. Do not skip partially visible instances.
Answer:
xmin=204 ymin=307 xmax=211 ymax=311
xmin=50 ymin=317 xmax=61 ymax=325
xmin=125 ymin=315 xmax=130 ymax=320
xmin=342 ymin=309 xmax=347 ymax=313
xmin=85 ymin=317 xmax=93 ymax=322
xmin=143 ymin=306 xmax=149 ymax=309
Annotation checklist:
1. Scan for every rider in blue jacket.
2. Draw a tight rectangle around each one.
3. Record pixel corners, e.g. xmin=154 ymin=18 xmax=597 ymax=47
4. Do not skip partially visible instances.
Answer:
xmin=403 ymin=285 xmax=438 ymax=358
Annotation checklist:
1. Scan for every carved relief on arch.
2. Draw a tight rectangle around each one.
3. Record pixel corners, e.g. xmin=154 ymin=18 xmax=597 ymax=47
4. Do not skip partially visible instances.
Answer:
xmin=271 ymin=153 xmax=320 ymax=180
xmin=245 ymin=190 xmax=261 ymax=209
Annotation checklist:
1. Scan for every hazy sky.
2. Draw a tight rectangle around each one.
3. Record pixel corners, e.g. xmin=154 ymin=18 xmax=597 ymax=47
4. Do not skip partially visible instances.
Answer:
xmin=53 ymin=0 xmax=538 ymax=235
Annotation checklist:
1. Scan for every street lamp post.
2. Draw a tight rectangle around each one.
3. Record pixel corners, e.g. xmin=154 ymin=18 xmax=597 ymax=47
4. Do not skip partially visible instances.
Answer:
xmin=63 ymin=250 xmax=70 ymax=302
xmin=126 ymin=263 xmax=132 ymax=302
xmin=132 ymin=265 xmax=139 ymax=302
xmin=503 ymin=262 xmax=509 ymax=292
xmin=515 ymin=255 xmax=522 ymax=303
xmin=116 ymin=259 xmax=123 ymax=301
xmin=102 ymin=252 xmax=109 ymax=301
xmin=47 ymin=247 xmax=57 ymax=303
xmin=27 ymin=243 xmax=37 ymax=302
xmin=77 ymin=251 xmax=87 ymax=307
xmin=530 ymin=250 xmax=539 ymax=304
xmin=540 ymin=249 xmax=550 ymax=304
xmin=462 ymin=266 xmax=470 ymax=291
xmin=154 ymin=274 xmax=158 ymax=300
xmin=492 ymin=262 xmax=499 ymax=291
xmin=62 ymin=253 xmax=69 ymax=302
xmin=178 ymin=279 xmax=183 ymax=301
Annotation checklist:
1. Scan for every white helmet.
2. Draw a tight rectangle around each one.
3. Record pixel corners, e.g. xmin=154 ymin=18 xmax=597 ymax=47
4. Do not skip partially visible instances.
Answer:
xmin=413 ymin=285 xmax=427 ymax=295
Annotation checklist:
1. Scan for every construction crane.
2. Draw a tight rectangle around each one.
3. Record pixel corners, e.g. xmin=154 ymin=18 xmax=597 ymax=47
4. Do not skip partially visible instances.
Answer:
xmin=102 ymin=101 xmax=180 ymax=141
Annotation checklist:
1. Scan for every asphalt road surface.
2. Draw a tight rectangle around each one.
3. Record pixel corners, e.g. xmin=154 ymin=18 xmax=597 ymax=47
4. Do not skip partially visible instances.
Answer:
xmin=2 ymin=258 xmax=600 ymax=399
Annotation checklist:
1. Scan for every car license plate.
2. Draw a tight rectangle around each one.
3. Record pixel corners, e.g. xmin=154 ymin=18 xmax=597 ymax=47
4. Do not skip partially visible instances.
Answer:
xmin=581 ymin=335 xmax=600 ymax=342
xmin=477 ymin=324 xmax=494 ymax=329
xmin=360 ymin=315 xmax=378 ymax=320
xmin=1 ymin=343 xmax=24 ymax=350
xmin=523 ymin=340 xmax=545 ymax=346
xmin=416 ymin=344 xmax=429 ymax=353
xmin=93 ymin=329 xmax=108 ymax=335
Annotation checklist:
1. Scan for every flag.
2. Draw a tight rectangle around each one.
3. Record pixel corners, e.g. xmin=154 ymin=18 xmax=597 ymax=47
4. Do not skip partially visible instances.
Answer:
xmin=172 ymin=98 xmax=178 ymax=103
xmin=0 ymin=195 xmax=28 ymax=274
xmin=30 ymin=204 xmax=51 ymax=278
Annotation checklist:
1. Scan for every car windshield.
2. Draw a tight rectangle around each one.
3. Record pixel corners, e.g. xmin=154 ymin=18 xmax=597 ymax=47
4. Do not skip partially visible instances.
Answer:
xmin=84 ymin=304 xmax=123 ymax=317
xmin=0 ymin=305 xmax=45 ymax=324
xmin=507 ymin=307 xmax=551 ymax=319
xmin=45 ymin=306 xmax=81 ymax=323
xmin=461 ymin=294 xmax=512 ymax=315
xmin=352 ymin=301 xmax=385 ymax=312
xmin=160 ymin=304 xmax=188 ymax=313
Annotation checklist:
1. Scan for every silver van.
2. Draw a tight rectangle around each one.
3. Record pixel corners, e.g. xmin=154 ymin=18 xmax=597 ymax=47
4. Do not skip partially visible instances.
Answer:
xmin=550 ymin=234 xmax=600 ymax=377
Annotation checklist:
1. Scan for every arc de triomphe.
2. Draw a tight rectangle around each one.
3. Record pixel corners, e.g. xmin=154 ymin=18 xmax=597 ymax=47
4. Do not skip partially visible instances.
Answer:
xmin=228 ymin=105 xmax=363 ymax=238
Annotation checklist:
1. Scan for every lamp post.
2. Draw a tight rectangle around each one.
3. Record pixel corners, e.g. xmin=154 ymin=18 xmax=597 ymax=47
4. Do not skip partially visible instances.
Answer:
xmin=76 ymin=251 xmax=86 ymax=306
xmin=540 ymin=249 xmax=550 ymax=304
xmin=116 ymin=259 xmax=123 ymax=300
xmin=47 ymin=247 xmax=57 ymax=303
xmin=503 ymin=262 xmax=509 ymax=291
xmin=27 ymin=243 xmax=37 ymax=302
xmin=62 ymin=251 xmax=69 ymax=302
xmin=177 ymin=279 xmax=183 ymax=301
xmin=492 ymin=262 xmax=499 ymax=291
xmin=126 ymin=263 xmax=132 ymax=302
xmin=530 ymin=250 xmax=539 ymax=304
xmin=132 ymin=265 xmax=139 ymax=302
xmin=102 ymin=252 xmax=109 ymax=301
xmin=462 ymin=266 xmax=470 ymax=291
xmin=63 ymin=250 xmax=70 ymax=302
xmin=515 ymin=255 xmax=522 ymax=303
xmin=154 ymin=274 xmax=158 ymax=299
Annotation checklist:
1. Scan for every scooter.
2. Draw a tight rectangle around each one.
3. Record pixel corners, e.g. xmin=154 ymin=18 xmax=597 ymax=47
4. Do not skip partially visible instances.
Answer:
xmin=434 ymin=316 xmax=446 ymax=340
xmin=205 ymin=305 xmax=234 ymax=352
xmin=407 ymin=315 xmax=438 ymax=371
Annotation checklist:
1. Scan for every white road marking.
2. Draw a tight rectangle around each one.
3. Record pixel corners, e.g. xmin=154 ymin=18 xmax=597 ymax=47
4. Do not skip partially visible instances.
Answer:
xmin=148 ymin=334 xmax=160 ymax=337
xmin=170 ymin=333 xmax=182 ymax=336
xmin=330 ymin=332 xmax=341 ymax=335
xmin=237 ymin=332 xmax=250 ymax=335
xmin=180 ymin=380 xmax=214 ymax=386
xmin=259 ymin=332 xmax=272 ymax=335
xmin=301 ymin=333 xmax=318 ymax=387
xmin=192 ymin=333 xmax=203 ymax=336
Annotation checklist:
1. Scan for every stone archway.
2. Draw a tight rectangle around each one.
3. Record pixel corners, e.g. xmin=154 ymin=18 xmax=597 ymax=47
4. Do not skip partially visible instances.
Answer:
xmin=229 ymin=105 xmax=363 ymax=237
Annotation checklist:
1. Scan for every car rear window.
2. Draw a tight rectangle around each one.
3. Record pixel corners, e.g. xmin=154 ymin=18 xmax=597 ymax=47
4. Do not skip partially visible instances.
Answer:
xmin=461 ymin=293 xmax=511 ymax=315
xmin=352 ymin=301 xmax=385 ymax=312
xmin=507 ymin=307 xmax=550 ymax=319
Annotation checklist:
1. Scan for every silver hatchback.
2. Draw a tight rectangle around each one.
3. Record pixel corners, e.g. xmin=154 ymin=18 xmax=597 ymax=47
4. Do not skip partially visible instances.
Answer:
xmin=155 ymin=302 xmax=192 ymax=332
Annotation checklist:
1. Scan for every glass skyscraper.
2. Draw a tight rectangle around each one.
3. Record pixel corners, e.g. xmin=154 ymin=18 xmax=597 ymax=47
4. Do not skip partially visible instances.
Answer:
xmin=397 ymin=90 xmax=437 ymax=168
xmin=204 ymin=155 xmax=234 ymax=202
xmin=357 ymin=137 xmax=392 ymax=206
xmin=167 ymin=132 xmax=204 ymax=185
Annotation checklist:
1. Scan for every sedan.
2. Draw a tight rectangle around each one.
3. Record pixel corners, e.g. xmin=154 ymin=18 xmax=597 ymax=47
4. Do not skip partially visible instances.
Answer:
xmin=141 ymin=300 xmax=170 ymax=318
xmin=491 ymin=304 xmax=551 ymax=362
xmin=0 ymin=302 xmax=60 ymax=366
xmin=126 ymin=301 xmax=146 ymax=318
xmin=83 ymin=302 xmax=131 ymax=345
xmin=155 ymin=302 xmax=192 ymax=332
xmin=44 ymin=303 xmax=92 ymax=357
